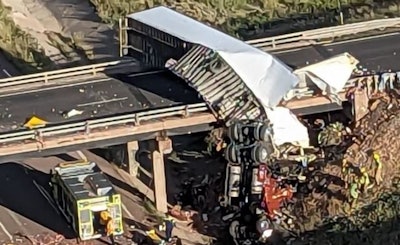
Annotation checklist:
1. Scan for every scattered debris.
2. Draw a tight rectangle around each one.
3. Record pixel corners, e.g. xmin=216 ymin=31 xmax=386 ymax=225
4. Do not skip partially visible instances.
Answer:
xmin=62 ymin=109 xmax=83 ymax=119
xmin=24 ymin=116 xmax=48 ymax=129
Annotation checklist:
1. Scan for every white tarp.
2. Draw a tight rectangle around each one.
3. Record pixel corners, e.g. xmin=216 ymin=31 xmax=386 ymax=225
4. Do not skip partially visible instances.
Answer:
xmin=294 ymin=53 xmax=359 ymax=93
xmin=265 ymin=107 xmax=310 ymax=147
xmin=128 ymin=6 xmax=299 ymax=108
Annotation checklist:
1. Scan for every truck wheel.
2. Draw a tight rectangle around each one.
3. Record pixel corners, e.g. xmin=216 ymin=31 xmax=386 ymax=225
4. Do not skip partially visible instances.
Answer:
xmin=251 ymin=144 xmax=269 ymax=163
xmin=225 ymin=144 xmax=238 ymax=163
xmin=227 ymin=123 xmax=240 ymax=142
xmin=254 ymin=124 xmax=272 ymax=142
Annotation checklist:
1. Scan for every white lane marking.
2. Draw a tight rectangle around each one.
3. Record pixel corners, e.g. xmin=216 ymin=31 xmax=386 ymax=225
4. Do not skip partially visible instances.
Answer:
xmin=121 ymin=202 xmax=134 ymax=219
xmin=127 ymin=70 xmax=165 ymax=77
xmin=325 ymin=32 xmax=400 ymax=46
xmin=0 ymin=222 xmax=13 ymax=241
xmin=0 ymin=77 xmax=111 ymax=98
xmin=75 ymin=150 xmax=87 ymax=161
xmin=274 ymin=32 xmax=400 ymax=54
xmin=77 ymin=97 xmax=128 ymax=107
xmin=2 ymin=69 xmax=11 ymax=77
xmin=32 ymin=180 xmax=60 ymax=215
xmin=5 ymin=208 xmax=23 ymax=227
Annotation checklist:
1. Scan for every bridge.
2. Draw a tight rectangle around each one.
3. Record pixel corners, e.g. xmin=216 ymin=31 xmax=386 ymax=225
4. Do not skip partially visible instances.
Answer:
xmin=0 ymin=7 xmax=399 ymax=211
xmin=0 ymin=24 xmax=398 ymax=160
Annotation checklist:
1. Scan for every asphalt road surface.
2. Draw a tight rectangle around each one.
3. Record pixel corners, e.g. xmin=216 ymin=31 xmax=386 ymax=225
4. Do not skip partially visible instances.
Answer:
xmin=0 ymin=51 xmax=18 ymax=78
xmin=0 ymin=161 xmax=73 ymax=243
xmin=0 ymin=71 xmax=201 ymax=133
xmin=0 ymin=152 xmax=148 ymax=244
xmin=275 ymin=33 xmax=400 ymax=70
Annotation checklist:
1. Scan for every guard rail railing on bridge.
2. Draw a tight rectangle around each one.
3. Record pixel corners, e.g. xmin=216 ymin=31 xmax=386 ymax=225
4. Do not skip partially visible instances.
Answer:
xmin=245 ymin=18 xmax=400 ymax=51
xmin=0 ymin=103 xmax=214 ymax=155
xmin=0 ymin=72 xmax=397 ymax=154
xmin=0 ymin=59 xmax=136 ymax=93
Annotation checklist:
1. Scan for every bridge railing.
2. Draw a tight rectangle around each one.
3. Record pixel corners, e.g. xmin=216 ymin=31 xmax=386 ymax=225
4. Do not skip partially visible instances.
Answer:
xmin=246 ymin=18 xmax=400 ymax=51
xmin=0 ymin=102 xmax=210 ymax=145
xmin=0 ymin=59 xmax=135 ymax=89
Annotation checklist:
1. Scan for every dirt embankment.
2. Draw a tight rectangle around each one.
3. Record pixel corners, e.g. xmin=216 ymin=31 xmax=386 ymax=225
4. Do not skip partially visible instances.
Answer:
xmin=2 ymin=0 xmax=119 ymax=69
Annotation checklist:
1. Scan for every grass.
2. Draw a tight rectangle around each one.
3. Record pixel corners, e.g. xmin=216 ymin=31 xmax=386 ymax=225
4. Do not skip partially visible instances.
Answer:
xmin=0 ymin=1 xmax=53 ymax=73
xmin=45 ymin=31 xmax=95 ymax=66
xmin=89 ymin=0 xmax=400 ymax=38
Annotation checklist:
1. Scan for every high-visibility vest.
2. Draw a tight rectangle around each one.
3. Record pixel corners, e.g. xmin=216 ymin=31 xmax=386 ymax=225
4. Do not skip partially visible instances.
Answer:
xmin=106 ymin=219 xmax=114 ymax=236
xmin=100 ymin=211 xmax=110 ymax=225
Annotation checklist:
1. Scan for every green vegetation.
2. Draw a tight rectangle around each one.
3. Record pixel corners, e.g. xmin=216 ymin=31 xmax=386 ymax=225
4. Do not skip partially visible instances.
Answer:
xmin=0 ymin=1 xmax=53 ymax=73
xmin=89 ymin=0 xmax=400 ymax=37
xmin=46 ymin=31 xmax=94 ymax=66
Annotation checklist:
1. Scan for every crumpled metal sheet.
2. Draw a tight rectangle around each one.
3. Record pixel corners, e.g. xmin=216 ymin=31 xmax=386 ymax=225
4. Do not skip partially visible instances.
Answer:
xmin=168 ymin=45 xmax=265 ymax=125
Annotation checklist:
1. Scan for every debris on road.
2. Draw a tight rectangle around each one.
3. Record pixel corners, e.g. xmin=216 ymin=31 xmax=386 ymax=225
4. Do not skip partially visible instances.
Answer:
xmin=24 ymin=116 xmax=48 ymax=129
xmin=61 ymin=109 xmax=83 ymax=119
xmin=14 ymin=232 xmax=70 ymax=245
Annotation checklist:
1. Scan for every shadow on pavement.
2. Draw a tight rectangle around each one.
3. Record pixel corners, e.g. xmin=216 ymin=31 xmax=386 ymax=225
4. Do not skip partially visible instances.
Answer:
xmin=0 ymin=162 xmax=75 ymax=239
xmin=105 ymin=173 xmax=146 ymax=200
xmin=106 ymin=70 xmax=202 ymax=106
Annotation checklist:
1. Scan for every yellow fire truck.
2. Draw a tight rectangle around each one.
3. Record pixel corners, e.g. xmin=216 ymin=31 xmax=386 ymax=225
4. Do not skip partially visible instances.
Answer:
xmin=49 ymin=160 xmax=124 ymax=241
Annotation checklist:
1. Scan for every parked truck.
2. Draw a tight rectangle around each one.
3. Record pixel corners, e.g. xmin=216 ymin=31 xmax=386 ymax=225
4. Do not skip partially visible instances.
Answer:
xmin=49 ymin=160 xmax=124 ymax=241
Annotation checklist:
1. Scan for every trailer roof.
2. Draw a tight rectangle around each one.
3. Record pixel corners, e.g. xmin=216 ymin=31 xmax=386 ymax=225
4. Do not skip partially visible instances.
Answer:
xmin=55 ymin=161 xmax=115 ymax=200
xmin=127 ymin=6 xmax=299 ymax=108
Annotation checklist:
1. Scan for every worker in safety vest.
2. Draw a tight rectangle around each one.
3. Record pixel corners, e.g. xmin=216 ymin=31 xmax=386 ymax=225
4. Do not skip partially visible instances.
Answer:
xmin=100 ymin=210 xmax=116 ymax=244
xmin=106 ymin=218 xmax=116 ymax=245
xmin=159 ymin=216 xmax=176 ymax=243
xmin=100 ymin=210 xmax=111 ymax=225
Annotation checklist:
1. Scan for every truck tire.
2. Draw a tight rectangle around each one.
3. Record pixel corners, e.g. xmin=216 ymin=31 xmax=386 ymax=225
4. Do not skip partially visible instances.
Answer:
xmin=254 ymin=124 xmax=272 ymax=142
xmin=227 ymin=123 xmax=240 ymax=142
xmin=225 ymin=144 xmax=238 ymax=163
xmin=251 ymin=144 xmax=269 ymax=163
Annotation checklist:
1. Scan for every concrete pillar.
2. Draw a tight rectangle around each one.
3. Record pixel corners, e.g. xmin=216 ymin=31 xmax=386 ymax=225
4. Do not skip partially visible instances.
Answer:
xmin=127 ymin=141 xmax=140 ymax=177
xmin=152 ymin=136 xmax=172 ymax=213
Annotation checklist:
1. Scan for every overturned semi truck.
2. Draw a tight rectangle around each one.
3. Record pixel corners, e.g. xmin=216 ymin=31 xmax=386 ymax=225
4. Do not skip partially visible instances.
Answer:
xmin=119 ymin=6 xmax=360 ymax=244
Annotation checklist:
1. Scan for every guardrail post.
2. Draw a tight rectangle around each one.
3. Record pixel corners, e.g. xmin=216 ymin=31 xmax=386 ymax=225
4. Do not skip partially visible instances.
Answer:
xmin=44 ymin=73 xmax=48 ymax=83
xmin=34 ymin=130 xmax=44 ymax=151
xmin=135 ymin=114 xmax=140 ymax=125
xmin=184 ymin=105 xmax=189 ymax=117
xmin=92 ymin=66 xmax=97 ymax=76
xmin=85 ymin=121 xmax=90 ymax=135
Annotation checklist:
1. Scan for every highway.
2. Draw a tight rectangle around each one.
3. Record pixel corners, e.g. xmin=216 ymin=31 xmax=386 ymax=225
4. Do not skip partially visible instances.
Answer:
xmin=275 ymin=33 xmax=400 ymax=70
xmin=0 ymin=161 xmax=73 ymax=243
xmin=0 ymin=31 xmax=398 ymax=244
xmin=0 ymin=51 xmax=17 ymax=78
xmin=0 ymin=151 xmax=151 ymax=244
xmin=0 ymin=71 xmax=201 ymax=133
xmin=1 ymin=32 xmax=398 ymax=134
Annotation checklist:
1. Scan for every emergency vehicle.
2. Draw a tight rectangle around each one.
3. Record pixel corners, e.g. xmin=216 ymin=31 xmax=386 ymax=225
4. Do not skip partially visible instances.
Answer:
xmin=49 ymin=160 xmax=124 ymax=241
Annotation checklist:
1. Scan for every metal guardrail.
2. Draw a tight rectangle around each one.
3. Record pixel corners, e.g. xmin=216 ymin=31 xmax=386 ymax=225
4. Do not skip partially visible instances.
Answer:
xmin=0 ymin=59 xmax=135 ymax=89
xmin=0 ymin=103 xmax=210 ymax=145
xmin=246 ymin=18 xmax=400 ymax=51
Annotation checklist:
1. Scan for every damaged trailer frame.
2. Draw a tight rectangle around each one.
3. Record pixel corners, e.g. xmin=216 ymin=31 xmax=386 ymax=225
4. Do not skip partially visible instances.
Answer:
xmin=120 ymin=7 xmax=361 ymax=149
xmin=119 ymin=6 xmax=299 ymax=125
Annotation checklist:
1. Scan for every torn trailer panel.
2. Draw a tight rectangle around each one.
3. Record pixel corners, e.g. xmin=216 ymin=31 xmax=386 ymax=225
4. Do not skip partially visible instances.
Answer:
xmin=167 ymin=45 xmax=265 ymax=124
xmin=291 ymin=53 xmax=359 ymax=104
xmin=126 ymin=6 xmax=299 ymax=110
